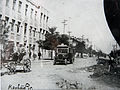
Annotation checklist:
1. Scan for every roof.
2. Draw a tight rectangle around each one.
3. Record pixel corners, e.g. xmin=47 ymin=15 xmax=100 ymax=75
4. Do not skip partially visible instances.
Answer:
xmin=57 ymin=44 xmax=68 ymax=48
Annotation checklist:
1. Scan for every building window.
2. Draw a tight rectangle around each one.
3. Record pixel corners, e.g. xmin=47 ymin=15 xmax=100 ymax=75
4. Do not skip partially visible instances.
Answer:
xmin=17 ymin=22 xmax=21 ymax=33
xmin=40 ymin=28 xmax=42 ymax=32
xmin=29 ymin=44 xmax=31 ymax=48
xmin=24 ymin=23 xmax=27 ymax=34
xmin=6 ymin=0 xmax=9 ymax=6
xmin=24 ymin=43 xmax=26 ymax=46
xmin=33 ymin=28 xmax=36 ymax=37
xmin=25 ymin=4 xmax=28 ymax=16
xmin=18 ymin=1 xmax=22 ymax=13
xmin=30 ymin=8 xmax=33 ymax=18
xmin=33 ymin=45 xmax=35 ymax=50
xmin=35 ymin=11 xmax=37 ymax=20
xmin=46 ymin=16 xmax=49 ymax=23
xmin=29 ymin=26 xmax=32 ymax=35
xmin=40 ymin=13 xmax=43 ymax=23
xmin=33 ymin=30 xmax=35 ymax=37
xmin=11 ymin=19 xmax=15 ymax=31
xmin=0 ymin=15 xmax=2 ymax=33
xmin=44 ymin=15 xmax=46 ymax=20
xmin=39 ymin=28 xmax=42 ymax=38
xmin=12 ymin=0 xmax=16 ymax=10
xmin=5 ymin=17 xmax=9 ymax=27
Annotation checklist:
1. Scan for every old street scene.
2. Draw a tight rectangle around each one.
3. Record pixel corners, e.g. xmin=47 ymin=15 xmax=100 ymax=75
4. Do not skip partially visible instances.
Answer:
xmin=0 ymin=0 xmax=120 ymax=90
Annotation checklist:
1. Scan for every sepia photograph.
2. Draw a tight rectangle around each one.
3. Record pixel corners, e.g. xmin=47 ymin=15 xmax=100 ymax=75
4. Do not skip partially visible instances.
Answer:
xmin=0 ymin=0 xmax=120 ymax=90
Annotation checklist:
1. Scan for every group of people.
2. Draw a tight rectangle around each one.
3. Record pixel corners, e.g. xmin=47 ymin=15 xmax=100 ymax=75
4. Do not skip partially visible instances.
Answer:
xmin=28 ymin=49 xmax=42 ymax=60
xmin=13 ymin=44 xmax=42 ymax=60
xmin=30 ymin=51 xmax=41 ymax=60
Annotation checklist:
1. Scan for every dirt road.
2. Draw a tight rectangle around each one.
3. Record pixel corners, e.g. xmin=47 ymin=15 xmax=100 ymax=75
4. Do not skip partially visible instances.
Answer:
xmin=1 ymin=57 xmax=120 ymax=90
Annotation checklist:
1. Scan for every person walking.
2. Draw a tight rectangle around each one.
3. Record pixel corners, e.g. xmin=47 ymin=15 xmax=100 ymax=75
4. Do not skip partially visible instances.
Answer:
xmin=33 ymin=53 xmax=37 ymax=60
xmin=29 ymin=51 xmax=31 ymax=58
xmin=38 ymin=51 xmax=41 ymax=60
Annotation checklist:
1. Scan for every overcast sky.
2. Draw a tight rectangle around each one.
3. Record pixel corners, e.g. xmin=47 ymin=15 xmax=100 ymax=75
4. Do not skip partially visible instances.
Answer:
xmin=35 ymin=0 xmax=118 ymax=54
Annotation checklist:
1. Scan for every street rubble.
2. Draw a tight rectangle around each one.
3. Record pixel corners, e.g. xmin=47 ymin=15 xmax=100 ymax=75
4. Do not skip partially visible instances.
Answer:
xmin=55 ymin=78 xmax=96 ymax=90
xmin=1 ymin=58 xmax=120 ymax=90
xmin=86 ymin=64 xmax=120 ymax=88
xmin=53 ymin=58 xmax=120 ymax=89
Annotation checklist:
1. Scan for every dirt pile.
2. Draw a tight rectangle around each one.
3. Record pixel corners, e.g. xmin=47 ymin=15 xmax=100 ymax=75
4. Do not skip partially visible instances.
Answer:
xmin=56 ymin=79 xmax=96 ymax=90
xmin=86 ymin=64 xmax=109 ymax=78
xmin=86 ymin=64 xmax=120 ymax=88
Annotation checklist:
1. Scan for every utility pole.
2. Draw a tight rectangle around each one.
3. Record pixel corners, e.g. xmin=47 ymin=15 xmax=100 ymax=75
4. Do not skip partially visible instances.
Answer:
xmin=68 ymin=31 xmax=72 ymax=46
xmin=62 ymin=20 xmax=67 ymax=34
xmin=81 ymin=35 xmax=84 ymax=41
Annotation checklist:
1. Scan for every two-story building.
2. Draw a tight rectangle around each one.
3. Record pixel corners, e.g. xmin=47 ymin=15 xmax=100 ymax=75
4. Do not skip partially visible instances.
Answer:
xmin=0 ymin=0 xmax=50 ymax=59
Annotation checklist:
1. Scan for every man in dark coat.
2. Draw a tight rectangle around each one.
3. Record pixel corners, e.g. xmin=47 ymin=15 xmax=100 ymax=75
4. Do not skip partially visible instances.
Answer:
xmin=38 ymin=52 xmax=41 ymax=60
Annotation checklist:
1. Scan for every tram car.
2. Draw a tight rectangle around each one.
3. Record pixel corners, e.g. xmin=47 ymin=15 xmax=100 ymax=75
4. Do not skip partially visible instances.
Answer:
xmin=53 ymin=44 xmax=75 ymax=65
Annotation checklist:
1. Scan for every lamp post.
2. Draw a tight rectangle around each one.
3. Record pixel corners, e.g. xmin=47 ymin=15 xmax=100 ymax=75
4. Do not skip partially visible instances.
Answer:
xmin=62 ymin=20 xmax=67 ymax=34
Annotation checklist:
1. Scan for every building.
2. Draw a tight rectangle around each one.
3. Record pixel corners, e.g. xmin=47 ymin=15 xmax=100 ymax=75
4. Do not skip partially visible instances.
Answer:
xmin=0 ymin=0 xmax=50 ymax=59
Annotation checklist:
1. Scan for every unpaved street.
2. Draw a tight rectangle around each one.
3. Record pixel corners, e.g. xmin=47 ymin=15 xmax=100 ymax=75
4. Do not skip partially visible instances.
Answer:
xmin=1 ymin=57 xmax=120 ymax=90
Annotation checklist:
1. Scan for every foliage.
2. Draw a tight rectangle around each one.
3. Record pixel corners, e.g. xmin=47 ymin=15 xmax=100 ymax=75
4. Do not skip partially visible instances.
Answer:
xmin=36 ymin=40 xmax=43 ymax=48
xmin=42 ymin=27 xmax=70 ymax=50
xmin=75 ymin=41 xmax=86 ymax=58
xmin=59 ymin=34 xmax=69 ymax=46
xmin=43 ymin=27 xmax=59 ymax=50
xmin=75 ymin=41 xmax=86 ymax=53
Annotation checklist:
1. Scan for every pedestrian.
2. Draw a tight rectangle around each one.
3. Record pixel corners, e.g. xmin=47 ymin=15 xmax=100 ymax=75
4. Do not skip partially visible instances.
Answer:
xmin=108 ymin=54 xmax=116 ymax=72
xmin=38 ymin=51 xmax=41 ymax=60
xmin=33 ymin=53 xmax=37 ymax=60
xmin=29 ymin=51 xmax=31 ymax=58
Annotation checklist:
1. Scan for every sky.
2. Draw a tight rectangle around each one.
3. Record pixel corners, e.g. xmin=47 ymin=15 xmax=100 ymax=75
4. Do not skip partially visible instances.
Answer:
xmin=35 ymin=0 xmax=118 ymax=54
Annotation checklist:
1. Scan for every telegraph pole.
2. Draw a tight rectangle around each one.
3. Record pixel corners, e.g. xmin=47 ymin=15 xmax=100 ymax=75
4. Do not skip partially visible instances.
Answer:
xmin=62 ymin=20 xmax=67 ymax=34
xmin=68 ymin=31 xmax=72 ymax=46
xmin=81 ymin=35 xmax=84 ymax=41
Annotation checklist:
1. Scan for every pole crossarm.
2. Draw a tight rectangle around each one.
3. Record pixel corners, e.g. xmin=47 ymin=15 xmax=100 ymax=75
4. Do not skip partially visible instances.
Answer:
xmin=62 ymin=19 xmax=68 ymax=34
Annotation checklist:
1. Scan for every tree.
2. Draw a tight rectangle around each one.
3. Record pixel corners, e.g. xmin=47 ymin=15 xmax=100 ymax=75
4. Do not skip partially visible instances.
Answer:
xmin=43 ymin=27 xmax=59 ymax=50
xmin=59 ymin=34 xmax=69 ymax=45
xmin=92 ymin=49 xmax=97 ymax=56
xmin=75 ymin=41 xmax=86 ymax=58
xmin=36 ymin=39 xmax=43 ymax=51
xmin=43 ymin=27 xmax=59 ymax=59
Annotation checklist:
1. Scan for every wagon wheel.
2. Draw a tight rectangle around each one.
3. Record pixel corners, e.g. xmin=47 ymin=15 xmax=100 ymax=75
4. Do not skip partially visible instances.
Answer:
xmin=23 ymin=59 xmax=31 ymax=72
xmin=7 ymin=62 xmax=16 ymax=75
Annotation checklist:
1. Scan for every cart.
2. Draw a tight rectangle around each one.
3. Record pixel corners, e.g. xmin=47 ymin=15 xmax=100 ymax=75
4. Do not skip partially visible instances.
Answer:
xmin=3 ymin=52 xmax=31 ymax=75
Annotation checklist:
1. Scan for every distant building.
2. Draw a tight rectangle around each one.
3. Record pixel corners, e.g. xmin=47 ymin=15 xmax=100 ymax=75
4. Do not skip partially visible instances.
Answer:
xmin=0 ymin=0 xmax=50 ymax=59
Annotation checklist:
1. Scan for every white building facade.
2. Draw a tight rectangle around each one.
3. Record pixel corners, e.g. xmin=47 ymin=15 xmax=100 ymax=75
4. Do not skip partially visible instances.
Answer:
xmin=0 ymin=0 xmax=50 ymax=59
